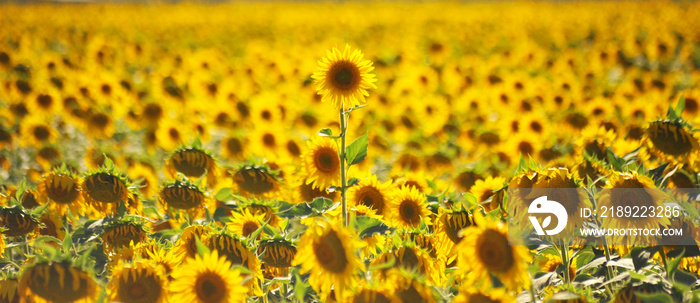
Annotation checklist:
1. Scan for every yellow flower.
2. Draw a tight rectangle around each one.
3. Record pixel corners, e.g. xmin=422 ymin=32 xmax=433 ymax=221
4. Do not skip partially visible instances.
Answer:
xmin=18 ymin=261 xmax=98 ymax=303
xmin=166 ymin=147 xmax=218 ymax=188
xmin=456 ymin=213 xmax=532 ymax=291
xmin=169 ymin=250 xmax=248 ymax=303
xmin=388 ymin=185 xmax=432 ymax=228
xmin=293 ymin=221 xmax=365 ymax=299
xmin=37 ymin=171 xmax=86 ymax=216
xmin=226 ymin=210 xmax=265 ymax=239
xmin=312 ymin=44 xmax=377 ymax=109
xmin=348 ymin=174 xmax=392 ymax=218
xmin=82 ymin=172 xmax=131 ymax=215
xmin=107 ymin=261 xmax=167 ymax=303
xmin=303 ymin=137 xmax=341 ymax=190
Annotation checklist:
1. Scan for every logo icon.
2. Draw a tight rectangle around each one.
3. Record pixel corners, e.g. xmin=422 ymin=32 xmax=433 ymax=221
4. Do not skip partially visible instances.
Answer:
xmin=528 ymin=196 xmax=567 ymax=236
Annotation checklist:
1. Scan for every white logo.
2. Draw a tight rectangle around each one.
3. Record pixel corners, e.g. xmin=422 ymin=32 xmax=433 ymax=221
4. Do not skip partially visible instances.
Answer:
xmin=528 ymin=196 xmax=568 ymax=236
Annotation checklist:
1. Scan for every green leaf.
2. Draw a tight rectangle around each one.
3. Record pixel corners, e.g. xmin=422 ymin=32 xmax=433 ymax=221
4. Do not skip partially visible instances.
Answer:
xmin=293 ymin=274 xmax=307 ymax=302
xmin=346 ymin=132 xmax=368 ymax=166
xmin=103 ymin=154 xmax=115 ymax=170
xmin=62 ymin=232 xmax=72 ymax=253
xmin=675 ymin=95 xmax=685 ymax=117
xmin=347 ymin=177 xmax=360 ymax=187
xmin=463 ymin=192 xmax=478 ymax=208
xmin=214 ymin=187 xmax=233 ymax=201
xmin=666 ymin=248 xmax=685 ymax=278
xmin=355 ymin=216 xmax=392 ymax=239
xmin=318 ymin=128 xmax=334 ymax=137
xmin=633 ymin=292 xmax=675 ymax=303
xmin=194 ymin=236 xmax=210 ymax=258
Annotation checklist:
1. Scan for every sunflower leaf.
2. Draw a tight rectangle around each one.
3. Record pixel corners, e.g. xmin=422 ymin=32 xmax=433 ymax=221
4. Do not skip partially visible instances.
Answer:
xmin=62 ymin=231 xmax=72 ymax=253
xmin=293 ymin=274 xmax=307 ymax=302
xmin=317 ymin=128 xmax=335 ymax=138
xmin=194 ymin=236 xmax=210 ymax=258
xmin=675 ymin=95 xmax=685 ymax=118
xmin=346 ymin=132 xmax=368 ymax=166
xmin=666 ymin=247 xmax=685 ymax=279
xmin=215 ymin=187 xmax=233 ymax=201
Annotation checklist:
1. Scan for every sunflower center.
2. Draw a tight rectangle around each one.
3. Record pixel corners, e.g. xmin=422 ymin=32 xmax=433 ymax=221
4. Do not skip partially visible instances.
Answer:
xmin=263 ymin=133 xmax=276 ymax=147
xmin=329 ymin=61 xmax=361 ymax=91
xmin=242 ymin=221 xmax=259 ymax=237
xmin=313 ymin=230 xmax=349 ymax=273
xmin=477 ymin=229 xmax=514 ymax=273
xmin=399 ymin=200 xmax=421 ymax=226
xmin=314 ymin=148 xmax=338 ymax=174
xmin=45 ymin=174 xmax=80 ymax=204
xmin=33 ymin=126 xmax=50 ymax=141
xmin=196 ymin=273 xmax=227 ymax=303
xmin=358 ymin=187 xmax=384 ymax=214
xmin=584 ymin=141 xmax=606 ymax=160
xmin=226 ymin=138 xmax=243 ymax=155
xmin=84 ymin=173 xmax=125 ymax=203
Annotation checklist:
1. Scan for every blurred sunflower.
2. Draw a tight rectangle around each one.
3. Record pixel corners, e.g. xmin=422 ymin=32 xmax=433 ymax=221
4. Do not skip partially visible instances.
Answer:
xmin=226 ymin=210 xmax=265 ymax=239
xmin=102 ymin=222 xmax=148 ymax=255
xmin=169 ymin=250 xmax=247 ymax=303
xmin=293 ymin=221 xmax=365 ymax=299
xmin=348 ymin=174 xmax=392 ymax=217
xmin=597 ymin=171 xmax=670 ymax=243
xmin=643 ymin=119 xmax=699 ymax=161
xmin=0 ymin=279 xmax=18 ymax=303
xmin=174 ymin=224 xmax=212 ymax=261
xmin=258 ymin=239 xmax=297 ymax=269
xmin=18 ymin=261 xmax=97 ymax=303
xmin=107 ymin=261 xmax=167 ymax=303
xmin=37 ymin=170 xmax=85 ymax=216
xmin=158 ymin=179 xmax=209 ymax=219
xmin=167 ymin=146 xmax=218 ymax=188
xmin=457 ymin=213 xmax=532 ymax=291
xmin=388 ymin=186 xmax=431 ymax=228
xmin=312 ymin=44 xmax=377 ymax=109
xmin=471 ymin=176 xmax=506 ymax=213
xmin=82 ymin=171 xmax=131 ymax=215
xmin=453 ymin=287 xmax=515 ymax=303
xmin=19 ymin=115 xmax=57 ymax=147
xmin=231 ymin=165 xmax=280 ymax=198
xmin=0 ymin=206 xmax=40 ymax=238
xmin=303 ymin=137 xmax=341 ymax=190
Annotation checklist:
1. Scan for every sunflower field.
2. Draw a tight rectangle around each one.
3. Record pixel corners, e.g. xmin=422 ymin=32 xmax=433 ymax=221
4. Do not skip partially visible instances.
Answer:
xmin=2 ymin=1 xmax=700 ymax=302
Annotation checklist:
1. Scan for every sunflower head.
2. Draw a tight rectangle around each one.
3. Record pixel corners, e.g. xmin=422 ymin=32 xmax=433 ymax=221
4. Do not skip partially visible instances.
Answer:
xmin=303 ymin=137 xmax=341 ymax=190
xmin=107 ymin=261 xmax=167 ymax=303
xmin=167 ymin=142 xmax=218 ymax=188
xmin=0 ymin=205 xmax=41 ymax=238
xmin=174 ymin=224 xmax=213 ymax=261
xmin=258 ymin=238 xmax=297 ymax=268
xmin=226 ymin=209 xmax=265 ymax=239
xmin=158 ymin=178 xmax=209 ymax=219
xmin=348 ymin=174 xmax=391 ymax=217
xmin=81 ymin=159 xmax=134 ymax=215
xmin=389 ymin=185 xmax=432 ymax=229
xmin=643 ymin=119 xmax=699 ymax=159
xmin=312 ymin=44 xmax=377 ymax=109
xmin=292 ymin=221 xmax=365 ymax=299
xmin=169 ymin=250 xmax=248 ymax=303
xmin=231 ymin=165 xmax=280 ymax=198
xmin=102 ymin=220 xmax=148 ymax=256
xmin=37 ymin=167 xmax=85 ymax=216
xmin=18 ymin=260 xmax=97 ymax=303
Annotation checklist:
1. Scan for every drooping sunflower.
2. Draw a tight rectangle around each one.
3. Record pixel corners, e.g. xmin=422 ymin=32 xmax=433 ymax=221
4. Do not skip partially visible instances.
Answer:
xmin=174 ymin=224 xmax=213 ymax=261
xmin=245 ymin=203 xmax=280 ymax=227
xmin=158 ymin=179 xmax=209 ymax=219
xmin=456 ymin=213 xmax=532 ymax=291
xmin=0 ymin=206 xmax=40 ymax=238
xmin=303 ymin=137 xmax=341 ymax=190
xmin=226 ymin=209 xmax=265 ymax=239
xmin=258 ymin=238 xmax=297 ymax=269
xmin=102 ymin=221 xmax=148 ymax=256
xmin=371 ymin=244 xmax=443 ymax=285
xmin=0 ymin=278 xmax=18 ymax=303
xmin=292 ymin=175 xmax=339 ymax=204
xmin=37 ymin=169 xmax=85 ymax=216
xmin=38 ymin=213 xmax=65 ymax=241
xmin=348 ymin=174 xmax=392 ymax=218
xmin=312 ymin=44 xmax=377 ymax=109
xmin=388 ymin=186 xmax=432 ymax=228
xmin=293 ymin=221 xmax=365 ymax=299
xmin=82 ymin=168 xmax=132 ymax=215
xmin=596 ymin=171 xmax=670 ymax=244
xmin=18 ymin=261 xmax=98 ymax=303
xmin=231 ymin=165 xmax=280 ymax=198
xmin=107 ymin=261 xmax=167 ymax=303
xmin=166 ymin=146 xmax=218 ymax=188
xmin=643 ymin=119 xmax=699 ymax=161
xmin=169 ymin=250 xmax=248 ymax=303
xmin=435 ymin=208 xmax=473 ymax=248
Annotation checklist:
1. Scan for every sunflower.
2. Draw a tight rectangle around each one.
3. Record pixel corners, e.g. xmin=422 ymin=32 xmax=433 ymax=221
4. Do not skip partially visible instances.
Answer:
xmin=231 ymin=165 xmax=280 ymax=198
xmin=0 ymin=206 xmax=40 ymax=238
xmin=456 ymin=213 xmax=532 ymax=291
xmin=220 ymin=135 xmax=248 ymax=161
xmin=453 ymin=287 xmax=515 ymax=303
xmin=312 ymin=44 xmax=377 ymax=109
xmin=348 ymin=174 xmax=392 ymax=218
xmin=470 ymin=176 xmax=506 ymax=213
xmin=226 ymin=210 xmax=265 ymax=239
xmin=102 ymin=222 xmax=148 ymax=256
xmin=169 ymin=250 xmax=248 ymax=303
xmin=258 ymin=238 xmax=297 ymax=269
xmin=372 ymin=245 xmax=443 ymax=285
xmin=245 ymin=203 xmax=280 ymax=227
xmin=596 ymin=171 xmax=670 ymax=244
xmin=19 ymin=115 xmax=58 ymax=147
xmin=293 ymin=221 xmax=365 ymax=299
xmin=167 ymin=147 xmax=218 ymax=188
xmin=643 ymin=119 xmax=699 ymax=161
xmin=18 ymin=261 xmax=97 ymax=303
xmin=454 ymin=170 xmax=484 ymax=192
xmin=37 ymin=170 xmax=85 ymax=216
xmin=435 ymin=208 xmax=473 ymax=246
xmin=82 ymin=171 xmax=131 ymax=215
xmin=388 ymin=186 xmax=431 ymax=229
xmin=205 ymin=232 xmax=263 ymax=296
xmin=158 ymin=179 xmax=209 ymax=219
xmin=174 ymin=225 xmax=212 ymax=261
xmin=107 ymin=261 xmax=167 ymax=303
xmin=391 ymin=270 xmax=436 ymax=303
xmin=38 ymin=213 xmax=65 ymax=241
xmin=303 ymin=137 xmax=341 ymax=190
xmin=292 ymin=176 xmax=339 ymax=203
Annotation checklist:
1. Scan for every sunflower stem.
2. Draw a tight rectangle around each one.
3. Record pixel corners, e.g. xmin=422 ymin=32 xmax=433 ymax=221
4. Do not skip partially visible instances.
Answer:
xmin=560 ymin=243 xmax=571 ymax=285
xmin=339 ymin=105 xmax=348 ymax=227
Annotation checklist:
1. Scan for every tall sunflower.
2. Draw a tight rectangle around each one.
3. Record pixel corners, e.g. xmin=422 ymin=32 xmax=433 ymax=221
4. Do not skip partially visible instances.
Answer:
xmin=303 ymin=137 xmax=341 ymax=190
xmin=169 ymin=250 xmax=248 ymax=303
xmin=292 ymin=221 xmax=365 ymax=299
xmin=388 ymin=186 xmax=432 ymax=228
xmin=312 ymin=44 xmax=377 ymax=109
xmin=456 ymin=213 xmax=532 ymax=291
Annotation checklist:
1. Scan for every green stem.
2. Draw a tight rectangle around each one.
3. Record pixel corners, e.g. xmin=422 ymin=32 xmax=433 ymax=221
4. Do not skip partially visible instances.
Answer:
xmin=339 ymin=105 xmax=348 ymax=227
xmin=529 ymin=274 xmax=538 ymax=303
xmin=659 ymin=246 xmax=669 ymax=276
xmin=560 ymin=243 xmax=571 ymax=285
